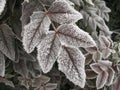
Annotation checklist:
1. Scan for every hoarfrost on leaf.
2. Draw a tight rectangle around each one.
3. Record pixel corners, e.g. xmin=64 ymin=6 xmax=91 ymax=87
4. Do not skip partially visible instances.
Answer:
xmin=56 ymin=24 xmax=96 ymax=48
xmin=22 ymin=11 xmax=51 ymax=53
xmin=57 ymin=46 xmax=86 ymax=88
xmin=105 ymin=67 xmax=115 ymax=86
xmin=99 ymin=35 xmax=111 ymax=48
xmin=112 ymin=76 xmax=120 ymax=90
xmin=37 ymin=32 xmax=61 ymax=73
xmin=21 ymin=0 xmax=41 ymax=36
xmin=90 ymin=60 xmax=115 ymax=89
xmin=48 ymin=0 xmax=83 ymax=24
xmin=96 ymin=71 xmax=108 ymax=89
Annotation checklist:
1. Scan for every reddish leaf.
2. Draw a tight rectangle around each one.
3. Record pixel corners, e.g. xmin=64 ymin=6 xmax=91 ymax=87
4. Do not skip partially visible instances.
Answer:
xmin=92 ymin=51 xmax=102 ymax=62
xmin=105 ymin=67 xmax=115 ymax=86
xmin=90 ymin=63 xmax=102 ymax=74
xmin=96 ymin=71 xmax=108 ymax=89
xmin=85 ymin=53 xmax=93 ymax=65
xmin=86 ymin=69 xmax=97 ymax=79
xmin=112 ymin=76 xmax=120 ymax=90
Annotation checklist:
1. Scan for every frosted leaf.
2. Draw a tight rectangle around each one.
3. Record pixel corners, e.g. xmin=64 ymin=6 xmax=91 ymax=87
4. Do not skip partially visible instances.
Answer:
xmin=112 ymin=76 xmax=120 ymax=90
xmin=99 ymin=35 xmax=111 ymax=48
xmin=0 ymin=24 xmax=15 ymax=61
xmin=95 ymin=16 xmax=112 ymax=36
xmin=105 ymin=67 xmax=115 ymax=86
xmin=91 ymin=60 xmax=113 ymax=72
xmin=94 ymin=0 xmax=111 ymax=21
xmin=56 ymin=24 xmax=96 ymax=48
xmin=85 ymin=46 xmax=98 ymax=53
xmin=85 ymin=53 xmax=92 ymax=65
xmin=0 ymin=0 xmax=6 ymax=15
xmin=23 ymin=11 xmax=51 ymax=53
xmin=91 ymin=61 xmax=115 ymax=89
xmin=57 ymin=46 xmax=86 ymax=88
xmin=90 ymin=63 xmax=102 ymax=74
xmin=48 ymin=0 xmax=83 ymax=24
xmin=98 ymin=60 xmax=112 ymax=71
xmin=81 ymin=8 xmax=112 ymax=36
xmin=37 ymin=32 xmax=61 ymax=73
xmin=96 ymin=71 xmax=108 ymax=89
xmin=86 ymin=69 xmax=97 ymax=79
xmin=92 ymin=50 xmax=102 ymax=62
xmin=21 ymin=1 xmax=42 ymax=36
xmin=0 ymin=52 xmax=5 ymax=77
xmin=102 ymin=48 xmax=111 ymax=59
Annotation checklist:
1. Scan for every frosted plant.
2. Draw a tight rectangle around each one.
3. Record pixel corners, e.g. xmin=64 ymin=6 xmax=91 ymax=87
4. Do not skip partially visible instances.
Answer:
xmin=0 ymin=0 xmax=117 ymax=89
xmin=90 ymin=60 xmax=115 ymax=89
xmin=22 ymin=0 xmax=97 ymax=88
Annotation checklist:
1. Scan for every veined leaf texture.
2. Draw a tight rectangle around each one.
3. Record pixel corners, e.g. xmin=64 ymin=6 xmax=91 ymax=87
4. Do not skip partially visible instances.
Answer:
xmin=37 ymin=32 xmax=61 ymax=73
xmin=48 ymin=0 xmax=83 ymax=24
xmin=57 ymin=46 xmax=86 ymax=88
xmin=23 ymin=11 xmax=51 ymax=53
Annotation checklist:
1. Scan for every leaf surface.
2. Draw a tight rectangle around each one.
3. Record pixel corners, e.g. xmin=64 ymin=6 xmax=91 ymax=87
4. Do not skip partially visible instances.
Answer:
xmin=0 ymin=24 xmax=15 ymax=61
xmin=106 ymin=67 xmax=115 ymax=86
xmin=48 ymin=0 xmax=83 ymax=24
xmin=112 ymin=76 xmax=120 ymax=90
xmin=96 ymin=71 xmax=108 ymax=89
xmin=37 ymin=31 xmax=61 ymax=73
xmin=21 ymin=1 xmax=42 ymax=36
xmin=57 ymin=24 xmax=96 ymax=48
xmin=23 ymin=11 xmax=51 ymax=53
xmin=57 ymin=46 xmax=86 ymax=88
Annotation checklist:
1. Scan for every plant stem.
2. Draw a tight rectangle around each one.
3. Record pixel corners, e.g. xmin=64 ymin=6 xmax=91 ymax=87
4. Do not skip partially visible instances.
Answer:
xmin=38 ymin=0 xmax=57 ymax=31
